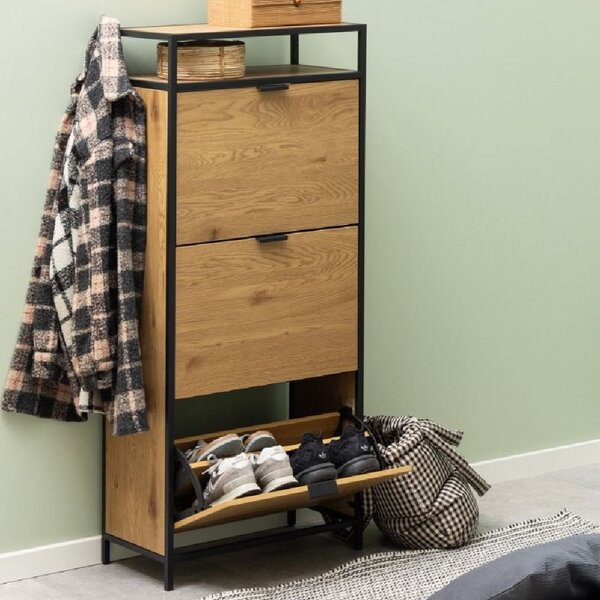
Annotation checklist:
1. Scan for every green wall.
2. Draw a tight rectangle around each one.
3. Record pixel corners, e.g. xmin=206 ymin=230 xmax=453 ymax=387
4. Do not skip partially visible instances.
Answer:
xmin=1 ymin=1 xmax=599 ymax=553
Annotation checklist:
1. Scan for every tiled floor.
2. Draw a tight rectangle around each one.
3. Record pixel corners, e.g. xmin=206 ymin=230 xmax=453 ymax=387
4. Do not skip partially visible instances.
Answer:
xmin=2 ymin=463 xmax=599 ymax=599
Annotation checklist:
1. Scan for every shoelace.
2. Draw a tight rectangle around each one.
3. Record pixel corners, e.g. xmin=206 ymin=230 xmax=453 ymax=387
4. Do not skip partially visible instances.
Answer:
xmin=259 ymin=445 xmax=284 ymax=460
xmin=247 ymin=446 xmax=286 ymax=467
xmin=207 ymin=453 xmax=252 ymax=475
xmin=204 ymin=457 xmax=227 ymax=482
xmin=185 ymin=439 xmax=209 ymax=463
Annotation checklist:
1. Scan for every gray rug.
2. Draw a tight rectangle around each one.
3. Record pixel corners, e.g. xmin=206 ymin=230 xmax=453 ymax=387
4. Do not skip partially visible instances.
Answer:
xmin=203 ymin=511 xmax=599 ymax=600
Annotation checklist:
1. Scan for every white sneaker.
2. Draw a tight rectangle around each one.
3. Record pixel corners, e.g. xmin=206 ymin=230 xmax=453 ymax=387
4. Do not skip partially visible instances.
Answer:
xmin=203 ymin=453 xmax=261 ymax=507
xmin=251 ymin=446 xmax=299 ymax=493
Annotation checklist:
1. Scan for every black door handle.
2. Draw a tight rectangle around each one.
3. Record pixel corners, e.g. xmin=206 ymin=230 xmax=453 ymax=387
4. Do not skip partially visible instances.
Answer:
xmin=257 ymin=234 xmax=289 ymax=244
xmin=257 ymin=83 xmax=290 ymax=92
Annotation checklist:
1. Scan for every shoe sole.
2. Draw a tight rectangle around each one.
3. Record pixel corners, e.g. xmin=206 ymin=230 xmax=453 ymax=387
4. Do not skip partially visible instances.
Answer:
xmin=337 ymin=455 xmax=380 ymax=478
xmin=245 ymin=431 xmax=277 ymax=453
xmin=296 ymin=463 xmax=338 ymax=485
xmin=262 ymin=475 xmax=299 ymax=493
xmin=195 ymin=436 xmax=244 ymax=462
xmin=207 ymin=483 xmax=262 ymax=508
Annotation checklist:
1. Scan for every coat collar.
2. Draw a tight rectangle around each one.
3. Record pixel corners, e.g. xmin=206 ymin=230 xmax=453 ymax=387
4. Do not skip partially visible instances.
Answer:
xmin=76 ymin=16 xmax=134 ymax=102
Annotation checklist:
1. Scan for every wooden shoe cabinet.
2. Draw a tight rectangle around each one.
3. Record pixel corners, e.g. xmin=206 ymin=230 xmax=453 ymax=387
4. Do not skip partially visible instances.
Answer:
xmin=102 ymin=22 xmax=410 ymax=591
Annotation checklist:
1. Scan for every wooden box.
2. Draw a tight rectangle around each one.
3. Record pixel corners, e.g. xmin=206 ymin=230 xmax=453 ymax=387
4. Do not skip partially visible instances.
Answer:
xmin=208 ymin=0 xmax=342 ymax=29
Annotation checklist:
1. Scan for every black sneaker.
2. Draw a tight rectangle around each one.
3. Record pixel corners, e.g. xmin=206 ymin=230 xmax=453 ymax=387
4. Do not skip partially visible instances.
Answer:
xmin=327 ymin=425 xmax=380 ymax=478
xmin=290 ymin=433 xmax=338 ymax=485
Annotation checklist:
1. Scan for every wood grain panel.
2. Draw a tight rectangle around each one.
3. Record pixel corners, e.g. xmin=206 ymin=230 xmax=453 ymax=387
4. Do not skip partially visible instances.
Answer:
xmin=174 ymin=466 xmax=412 ymax=532
xmin=177 ymin=81 xmax=358 ymax=244
xmin=104 ymin=88 xmax=167 ymax=555
xmin=175 ymin=412 xmax=340 ymax=448
xmin=176 ymin=227 xmax=358 ymax=398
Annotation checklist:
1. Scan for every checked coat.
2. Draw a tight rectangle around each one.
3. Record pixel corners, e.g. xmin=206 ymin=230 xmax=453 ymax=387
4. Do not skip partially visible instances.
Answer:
xmin=2 ymin=17 xmax=148 ymax=436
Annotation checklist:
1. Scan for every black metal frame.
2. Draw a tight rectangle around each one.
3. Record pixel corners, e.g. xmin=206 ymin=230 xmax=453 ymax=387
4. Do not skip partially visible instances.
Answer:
xmin=102 ymin=22 xmax=367 ymax=592
xmin=131 ymin=69 xmax=359 ymax=92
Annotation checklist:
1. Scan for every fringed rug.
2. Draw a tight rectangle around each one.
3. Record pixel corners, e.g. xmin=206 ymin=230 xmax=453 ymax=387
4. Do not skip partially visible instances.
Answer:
xmin=203 ymin=511 xmax=599 ymax=600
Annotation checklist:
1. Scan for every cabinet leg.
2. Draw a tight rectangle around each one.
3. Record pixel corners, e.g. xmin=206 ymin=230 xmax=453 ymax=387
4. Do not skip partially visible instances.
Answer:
xmin=101 ymin=538 xmax=111 ymax=565
xmin=287 ymin=510 xmax=297 ymax=527
xmin=353 ymin=492 xmax=364 ymax=551
xmin=353 ymin=524 xmax=364 ymax=551
xmin=164 ymin=556 xmax=175 ymax=592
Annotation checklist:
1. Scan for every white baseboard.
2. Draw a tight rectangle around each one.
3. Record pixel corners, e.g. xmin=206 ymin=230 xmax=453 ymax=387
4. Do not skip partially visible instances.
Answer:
xmin=0 ymin=514 xmax=292 ymax=585
xmin=0 ymin=536 xmax=135 ymax=585
xmin=472 ymin=438 xmax=600 ymax=485
xmin=2 ymin=438 xmax=598 ymax=585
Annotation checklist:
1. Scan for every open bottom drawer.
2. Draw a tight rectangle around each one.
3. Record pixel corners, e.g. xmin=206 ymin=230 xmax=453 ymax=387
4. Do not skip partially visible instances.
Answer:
xmin=173 ymin=412 xmax=412 ymax=533
xmin=174 ymin=466 xmax=410 ymax=532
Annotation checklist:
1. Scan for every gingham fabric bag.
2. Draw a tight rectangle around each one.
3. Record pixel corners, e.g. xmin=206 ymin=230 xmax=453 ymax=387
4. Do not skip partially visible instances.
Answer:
xmin=362 ymin=416 xmax=491 ymax=549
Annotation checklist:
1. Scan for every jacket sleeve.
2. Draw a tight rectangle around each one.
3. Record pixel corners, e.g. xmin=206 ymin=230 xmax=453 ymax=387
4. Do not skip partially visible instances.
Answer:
xmin=70 ymin=133 xmax=118 ymax=393
xmin=109 ymin=97 xmax=148 ymax=436
xmin=3 ymin=111 xmax=82 ymax=421
xmin=30 ymin=198 xmax=66 ymax=381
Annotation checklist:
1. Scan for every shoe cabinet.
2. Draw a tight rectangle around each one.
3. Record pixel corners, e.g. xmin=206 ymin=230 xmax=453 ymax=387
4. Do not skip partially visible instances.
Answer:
xmin=102 ymin=22 xmax=409 ymax=591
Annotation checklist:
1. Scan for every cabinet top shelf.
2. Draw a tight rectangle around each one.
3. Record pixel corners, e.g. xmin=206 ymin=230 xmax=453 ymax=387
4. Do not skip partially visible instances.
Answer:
xmin=121 ymin=21 xmax=365 ymax=40
xmin=130 ymin=64 xmax=359 ymax=91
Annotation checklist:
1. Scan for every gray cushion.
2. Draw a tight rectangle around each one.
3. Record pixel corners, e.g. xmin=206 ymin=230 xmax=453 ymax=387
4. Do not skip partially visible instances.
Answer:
xmin=429 ymin=534 xmax=600 ymax=600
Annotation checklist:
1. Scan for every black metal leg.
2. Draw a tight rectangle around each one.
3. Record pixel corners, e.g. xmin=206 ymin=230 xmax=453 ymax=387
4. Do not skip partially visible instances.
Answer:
xmin=164 ymin=35 xmax=178 ymax=594
xmin=290 ymin=33 xmax=299 ymax=65
xmin=101 ymin=537 xmax=111 ymax=565
xmin=287 ymin=510 xmax=297 ymax=527
xmin=353 ymin=524 xmax=364 ymax=551
xmin=164 ymin=556 xmax=175 ymax=592
xmin=353 ymin=493 xmax=364 ymax=551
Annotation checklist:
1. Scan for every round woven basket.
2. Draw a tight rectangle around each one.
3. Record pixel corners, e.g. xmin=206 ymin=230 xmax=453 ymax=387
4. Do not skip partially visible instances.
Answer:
xmin=157 ymin=40 xmax=246 ymax=81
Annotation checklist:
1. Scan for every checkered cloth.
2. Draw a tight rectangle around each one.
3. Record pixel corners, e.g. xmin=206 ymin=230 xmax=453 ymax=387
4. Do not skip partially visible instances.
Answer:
xmin=362 ymin=416 xmax=490 ymax=549
xmin=2 ymin=17 xmax=148 ymax=435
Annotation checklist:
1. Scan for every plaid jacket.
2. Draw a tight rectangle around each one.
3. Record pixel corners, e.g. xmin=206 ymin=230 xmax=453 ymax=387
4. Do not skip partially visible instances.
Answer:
xmin=2 ymin=17 xmax=148 ymax=436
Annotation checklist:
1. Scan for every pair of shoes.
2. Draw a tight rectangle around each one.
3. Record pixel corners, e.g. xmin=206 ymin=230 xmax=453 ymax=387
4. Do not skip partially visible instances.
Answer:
xmin=185 ymin=430 xmax=277 ymax=463
xmin=203 ymin=446 xmax=298 ymax=507
xmin=290 ymin=426 xmax=380 ymax=485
